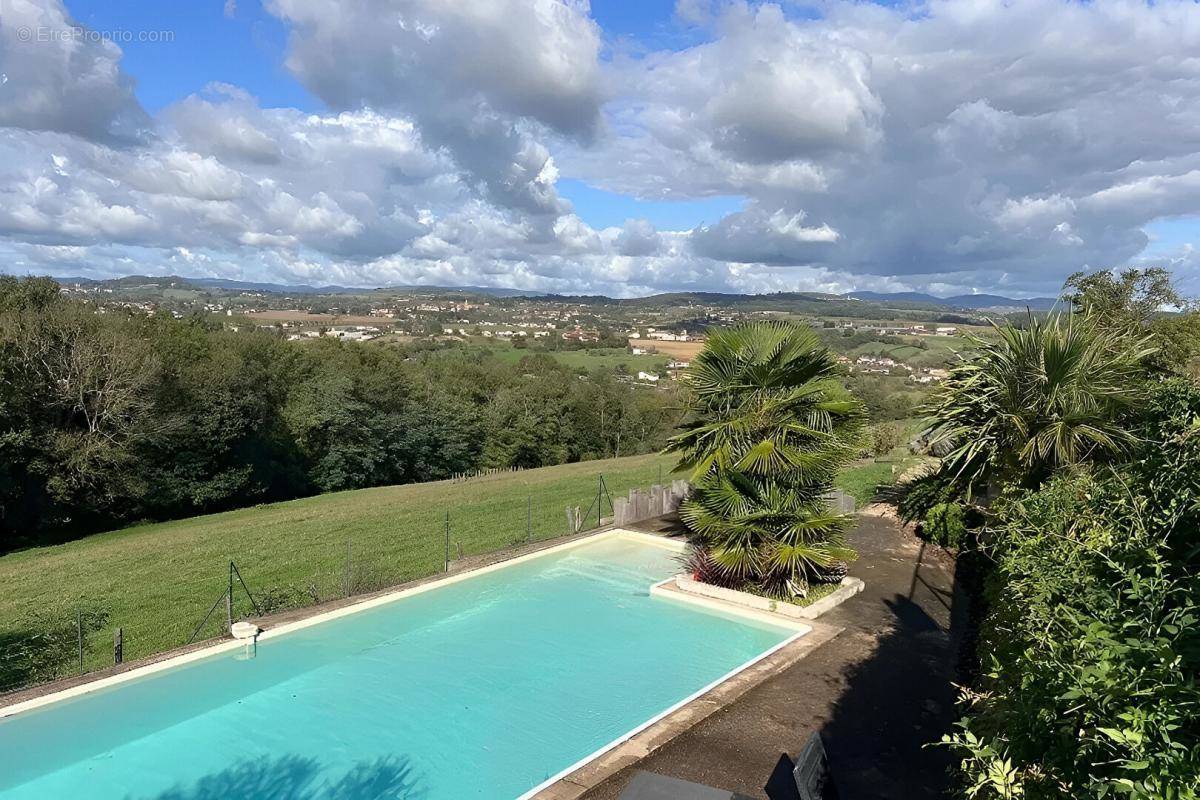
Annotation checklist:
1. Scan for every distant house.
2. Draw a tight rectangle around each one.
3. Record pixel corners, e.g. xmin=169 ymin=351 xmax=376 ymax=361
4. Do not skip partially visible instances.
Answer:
xmin=562 ymin=325 xmax=600 ymax=343
xmin=637 ymin=371 xmax=660 ymax=383
xmin=936 ymin=326 xmax=958 ymax=335
xmin=647 ymin=329 xmax=690 ymax=342
xmin=631 ymin=346 xmax=649 ymax=355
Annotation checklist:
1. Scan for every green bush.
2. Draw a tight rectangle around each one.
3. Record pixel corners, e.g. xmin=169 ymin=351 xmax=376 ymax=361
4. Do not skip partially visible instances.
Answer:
xmin=944 ymin=471 xmax=1200 ymax=799
xmin=922 ymin=501 xmax=968 ymax=548
xmin=897 ymin=469 xmax=956 ymax=524
xmin=870 ymin=422 xmax=903 ymax=457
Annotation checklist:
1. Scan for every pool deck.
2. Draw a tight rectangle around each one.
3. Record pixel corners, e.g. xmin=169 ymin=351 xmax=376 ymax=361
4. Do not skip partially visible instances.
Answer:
xmin=576 ymin=509 xmax=964 ymax=800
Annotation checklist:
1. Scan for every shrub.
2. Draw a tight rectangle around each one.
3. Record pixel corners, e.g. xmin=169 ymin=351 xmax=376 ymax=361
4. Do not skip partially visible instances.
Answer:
xmin=922 ymin=501 xmax=968 ymax=548
xmin=943 ymin=473 xmax=1200 ymax=799
xmin=923 ymin=315 xmax=1153 ymax=496
xmin=896 ymin=469 xmax=956 ymax=524
xmin=870 ymin=422 xmax=903 ymax=457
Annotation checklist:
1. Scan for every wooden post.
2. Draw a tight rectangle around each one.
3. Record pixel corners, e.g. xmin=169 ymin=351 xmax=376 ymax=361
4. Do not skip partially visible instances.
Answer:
xmin=114 ymin=627 xmax=123 ymax=665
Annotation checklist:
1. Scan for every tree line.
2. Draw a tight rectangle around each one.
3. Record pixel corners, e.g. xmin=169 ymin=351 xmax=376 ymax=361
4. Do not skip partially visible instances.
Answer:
xmin=0 ymin=277 xmax=681 ymax=553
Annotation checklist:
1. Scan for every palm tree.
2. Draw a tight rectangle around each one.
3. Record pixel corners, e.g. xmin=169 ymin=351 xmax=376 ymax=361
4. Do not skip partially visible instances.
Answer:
xmin=667 ymin=321 xmax=865 ymax=596
xmin=926 ymin=314 xmax=1155 ymax=495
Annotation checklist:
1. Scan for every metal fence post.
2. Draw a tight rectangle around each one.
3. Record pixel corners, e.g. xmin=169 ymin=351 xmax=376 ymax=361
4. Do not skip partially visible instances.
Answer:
xmin=225 ymin=561 xmax=234 ymax=633
xmin=597 ymin=474 xmax=603 ymax=528
xmin=344 ymin=540 xmax=353 ymax=598
xmin=114 ymin=627 xmax=123 ymax=665
xmin=444 ymin=511 xmax=451 ymax=572
xmin=526 ymin=494 xmax=532 ymax=542
xmin=76 ymin=609 xmax=83 ymax=675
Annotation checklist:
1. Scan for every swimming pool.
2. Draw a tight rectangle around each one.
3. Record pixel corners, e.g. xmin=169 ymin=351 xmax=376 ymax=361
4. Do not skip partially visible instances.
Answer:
xmin=0 ymin=531 xmax=801 ymax=799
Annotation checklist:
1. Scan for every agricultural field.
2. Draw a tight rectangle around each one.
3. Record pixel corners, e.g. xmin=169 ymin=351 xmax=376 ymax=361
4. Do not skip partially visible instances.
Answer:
xmin=476 ymin=343 xmax=672 ymax=373
xmin=630 ymin=339 xmax=706 ymax=360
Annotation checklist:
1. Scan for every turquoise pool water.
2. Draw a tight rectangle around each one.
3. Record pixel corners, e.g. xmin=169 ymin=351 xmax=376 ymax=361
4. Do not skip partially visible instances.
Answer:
xmin=0 ymin=535 xmax=795 ymax=799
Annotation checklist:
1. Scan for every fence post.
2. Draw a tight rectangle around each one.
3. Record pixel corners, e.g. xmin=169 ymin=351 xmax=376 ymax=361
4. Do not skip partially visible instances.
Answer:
xmin=444 ymin=511 xmax=451 ymax=572
xmin=344 ymin=540 xmax=353 ymax=598
xmin=114 ymin=627 xmax=123 ymax=665
xmin=526 ymin=494 xmax=532 ymax=542
xmin=76 ymin=609 xmax=83 ymax=675
xmin=597 ymin=474 xmax=603 ymax=528
xmin=225 ymin=561 xmax=234 ymax=633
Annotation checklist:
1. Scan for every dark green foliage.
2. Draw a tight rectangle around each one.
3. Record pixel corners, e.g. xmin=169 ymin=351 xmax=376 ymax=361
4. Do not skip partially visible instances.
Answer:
xmin=944 ymin=471 xmax=1200 ymax=799
xmin=0 ymin=278 xmax=680 ymax=551
xmin=1125 ymin=378 xmax=1200 ymax=564
xmin=930 ymin=273 xmax=1200 ymax=798
xmin=667 ymin=321 xmax=865 ymax=596
xmin=922 ymin=501 xmax=968 ymax=549
xmin=896 ymin=469 xmax=956 ymax=524
xmin=924 ymin=315 xmax=1153 ymax=496
xmin=869 ymin=421 xmax=903 ymax=457
xmin=1062 ymin=267 xmax=1184 ymax=332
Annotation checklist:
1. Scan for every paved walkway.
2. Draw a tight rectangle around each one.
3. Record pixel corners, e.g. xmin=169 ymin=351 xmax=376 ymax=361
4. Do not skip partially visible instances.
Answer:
xmin=582 ymin=513 xmax=964 ymax=800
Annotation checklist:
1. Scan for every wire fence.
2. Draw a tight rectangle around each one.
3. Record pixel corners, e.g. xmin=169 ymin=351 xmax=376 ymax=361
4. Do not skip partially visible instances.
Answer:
xmin=0 ymin=465 xmax=681 ymax=696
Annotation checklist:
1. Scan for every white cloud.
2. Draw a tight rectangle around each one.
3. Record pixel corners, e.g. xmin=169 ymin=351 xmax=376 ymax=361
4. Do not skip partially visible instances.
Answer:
xmin=0 ymin=0 xmax=149 ymax=141
xmin=1 ymin=0 xmax=1200 ymax=297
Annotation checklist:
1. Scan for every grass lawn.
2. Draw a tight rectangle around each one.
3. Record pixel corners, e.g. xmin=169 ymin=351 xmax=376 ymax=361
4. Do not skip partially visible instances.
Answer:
xmin=0 ymin=453 xmax=677 ymax=684
xmin=0 ymin=449 xmax=909 ymax=689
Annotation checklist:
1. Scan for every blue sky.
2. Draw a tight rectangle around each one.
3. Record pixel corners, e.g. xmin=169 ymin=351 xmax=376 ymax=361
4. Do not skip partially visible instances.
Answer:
xmin=62 ymin=0 xmax=749 ymax=233
xmin=63 ymin=0 xmax=314 ymax=112
xmin=3 ymin=0 xmax=1199 ymax=296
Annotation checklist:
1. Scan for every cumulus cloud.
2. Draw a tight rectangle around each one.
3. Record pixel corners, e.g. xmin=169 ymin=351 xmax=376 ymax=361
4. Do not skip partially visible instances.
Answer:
xmin=1 ymin=0 xmax=1200 ymax=297
xmin=559 ymin=0 xmax=1200 ymax=293
xmin=266 ymin=0 xmax=603 ymax=214
xmin=691 ymin=205 xmax=839 ymax=265
xmin=0 ymin=0 xmax=149 ymax=141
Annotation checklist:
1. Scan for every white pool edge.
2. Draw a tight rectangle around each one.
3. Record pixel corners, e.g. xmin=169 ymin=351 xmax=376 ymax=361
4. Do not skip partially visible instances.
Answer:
xmin=0 ymin=528 xmax=684 ymax=720
xmin=517 ymin=623 xmax=811 ymax=800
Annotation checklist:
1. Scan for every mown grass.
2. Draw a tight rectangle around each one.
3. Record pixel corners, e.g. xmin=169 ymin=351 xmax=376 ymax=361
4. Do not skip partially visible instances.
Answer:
xmin=0 ymin=451 xmax=904 ymax=687
xmin=0 ymin=453 xmax=676 ymax=680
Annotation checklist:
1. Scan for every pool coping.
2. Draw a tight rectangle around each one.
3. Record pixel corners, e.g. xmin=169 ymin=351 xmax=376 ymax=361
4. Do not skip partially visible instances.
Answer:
xmin=0 ymin=528 xmax=689 ymax=720
xmin=525 ymin=615 xmax=842 ymax=800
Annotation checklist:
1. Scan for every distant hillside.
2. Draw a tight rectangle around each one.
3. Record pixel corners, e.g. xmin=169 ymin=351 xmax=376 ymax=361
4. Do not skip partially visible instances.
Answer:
xmin=50 ymin=273 xmax=1056 ymax=310
xmin=59 ymin=275 xmax=542 ymax=298
xmin=844 ymin=291 xmax=1059 ymax=311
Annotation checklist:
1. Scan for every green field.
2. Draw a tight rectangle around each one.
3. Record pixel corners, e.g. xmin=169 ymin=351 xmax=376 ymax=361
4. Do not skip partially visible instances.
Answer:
xmin=471 ymin=342 xmax=672 ymax=373
xmin=0 ymin=452 xmax=904 ymax=689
